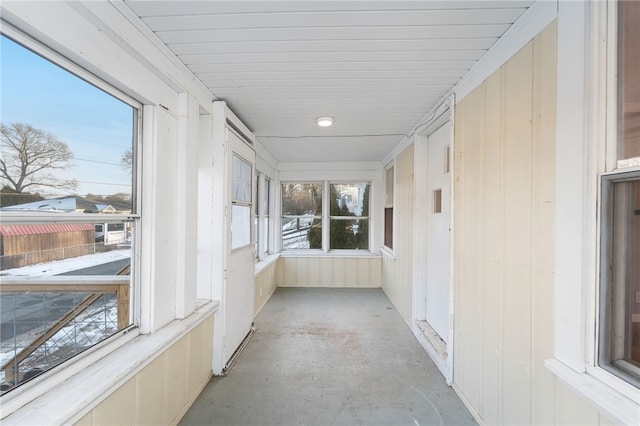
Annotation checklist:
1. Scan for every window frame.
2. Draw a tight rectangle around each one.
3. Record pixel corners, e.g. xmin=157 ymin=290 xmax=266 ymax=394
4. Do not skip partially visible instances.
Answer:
xmin=546 ymin=2 xmax=640 ymax=423
xmin=255 ymin=171 xmax=271 ymax=261
xmin=595 ymin=0 xmax=640 ymax=391
xmin=328 ymin=182 xmax=371 ymax=251
xmin=280 ymin=181 xmax=324 ymax=251
xmin=598 ymin=170 xmax=640 ymax=388
xmin=0 ymin=26 xmax=143 ymax=404
xmin=280 ymin=180 xmax=373 ymax=253
xmin=383 ymin=163 xmax=395 ymax=251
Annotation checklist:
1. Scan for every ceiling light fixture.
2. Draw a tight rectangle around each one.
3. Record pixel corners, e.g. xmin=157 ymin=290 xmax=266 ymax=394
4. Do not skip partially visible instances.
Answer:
xmin=316 ymin=116 xmax=334 ymax=127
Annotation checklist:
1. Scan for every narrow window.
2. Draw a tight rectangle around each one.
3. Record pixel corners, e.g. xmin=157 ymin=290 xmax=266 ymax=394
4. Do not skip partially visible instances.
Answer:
xmin=445 ymin=146 xmax=451 ymax=174
xmin=433 ymin=189 xmax=442 ymax=213
xmin=384 ymin=165 xmax=394 ymax=249
xmin=231 ymin=154 xmax=252 ymax=249
xmin=263 ymin=178 xmax=270 ymax=256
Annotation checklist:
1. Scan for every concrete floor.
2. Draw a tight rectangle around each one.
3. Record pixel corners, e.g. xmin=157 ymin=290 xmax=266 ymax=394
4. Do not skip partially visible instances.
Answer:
xmin=180 ymin=288 xmax=477 ymax=426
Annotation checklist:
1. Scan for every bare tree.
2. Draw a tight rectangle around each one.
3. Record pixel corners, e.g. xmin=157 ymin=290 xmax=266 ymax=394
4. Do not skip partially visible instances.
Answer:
xmin=121 ymin=149 xmax=132 ymax=169
xmin=0 ymin=122 xmax=77 ymax=193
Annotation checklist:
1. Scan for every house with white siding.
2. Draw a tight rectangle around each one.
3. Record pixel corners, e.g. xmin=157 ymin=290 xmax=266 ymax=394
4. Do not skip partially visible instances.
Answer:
xmin=0 ymin=1 xmax=638 ymax=425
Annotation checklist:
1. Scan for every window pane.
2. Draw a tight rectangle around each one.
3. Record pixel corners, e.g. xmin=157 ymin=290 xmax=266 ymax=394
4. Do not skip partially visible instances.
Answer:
xmin=618 ymin=1 xmax=640 ymax=165
xmin=385 ymin=166 xmax=394 ymax=207
xmin=0 ymin=37 xmax=137 ymax=394
xmin=262 ymin=217 xmax=269 ymax=255
xmin=281 ymin=183 xmax=322 ymax=215
xmin=1 ymin=220 xmax=133 ymax=391
xmin=281 ymin=216 xmax=321 ymax=250
xmin=263 ymin=179 xmax=270 ymax=216
xmin=384 ymin=208 xmax=394 ymax=249
xmin=232 ymin=155 xmax=252 ymax=203
xmin=600 ymin=178 xmax=640 ymax=383
xmin=0 ymin=36 xmax=134 ymax=209
xmin=330 ymin=219 xmax=369 ymax=250
xmin=330 ymin=183 xmax=369 ymax=217
xmin=231 ymin=205 xmax=251 ymax=249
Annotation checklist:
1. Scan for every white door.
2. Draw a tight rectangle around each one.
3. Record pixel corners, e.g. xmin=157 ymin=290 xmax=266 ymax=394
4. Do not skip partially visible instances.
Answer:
xmin=224 ymin=129 xmax=255 ymax=364
xmin=425 ymin=123 xmax=451 ymax=343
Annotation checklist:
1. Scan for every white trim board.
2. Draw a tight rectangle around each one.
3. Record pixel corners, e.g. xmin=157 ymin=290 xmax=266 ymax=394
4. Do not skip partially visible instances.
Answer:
xmin=383 ymin=0 xmax=557 ymax=165
xmin=453 ymin=0 xmax=558 ymax=102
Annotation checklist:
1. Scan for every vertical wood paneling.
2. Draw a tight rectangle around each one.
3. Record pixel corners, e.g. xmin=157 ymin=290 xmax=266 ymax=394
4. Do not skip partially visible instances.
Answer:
xmin=76 ymin=317 xmax=213 ymax=426
xmin=453 ymin=22 xmax=569 ymax=425
xmin=136 ymin=355 xmax=166 ymax=425
xmin=93 ymin=378 xmax=136 ymax=425
xmin=74 ymin=413 xmax=92 ymax=426
xmin=481 ymin=70 xmax=503 ymax=425
xmin=501 ymin=41 xmax=534 ymax=426
xmin=333 ymin=257 xmax=346 ymax=286
xmin=531 ymin=22 xmax=557 ymax=426
xmin=381 ymin=144 xmax=415 ymax=324
xmin=344 ymin=257 xmax=358 ymax=285
xmin=308 ymin=258 xmax=322 ymax=286
xmin=321 ymin=257 xmax=333 ymax=286
xmin=370 ymin=258 xmax=382 ymax=287
xmin=357 ymin=258 xmax=369 ymax=287
xmin=165 ymin=335 xmax=190 ymax=423
xmin=283 ymin=257 xmax=296 ymax=285
xmin=293 ymin=257 xmax=304 ymax=286
xmin=555 ymin=381 xmax=601 ymax=425
xmin=453 ymin=97 xmax=467 ymax=387
xmin=277 ymin=256 xmax=381 ymax=287
xmin=458 ymin=83 xmax=485 ymax=411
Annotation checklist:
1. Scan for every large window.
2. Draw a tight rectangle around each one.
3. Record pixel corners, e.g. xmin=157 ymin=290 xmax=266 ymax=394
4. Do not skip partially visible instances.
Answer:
xmin=281 ymin=183 xmax=322 ymax=250
xmin=598 ymin=1 xmax=640 ymax=388
xmin=329 ymin=183 xmax=369 ymax=250
xmin=281 ymin=182 xmax=371 ymax=251
xmin=0 ymin=35 xmax=139 ymax=394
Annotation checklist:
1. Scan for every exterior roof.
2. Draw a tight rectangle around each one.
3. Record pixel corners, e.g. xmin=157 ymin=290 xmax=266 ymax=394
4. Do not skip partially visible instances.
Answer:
xmin=0 ymin=196 xmax=131 ymax=213
xmin=0 ymin=223 xmax=94 ymax=237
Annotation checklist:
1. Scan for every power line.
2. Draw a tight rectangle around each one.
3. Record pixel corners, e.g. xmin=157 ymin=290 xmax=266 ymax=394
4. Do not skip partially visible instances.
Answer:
xmin=73 ymin=157 xmax=125 ymax=167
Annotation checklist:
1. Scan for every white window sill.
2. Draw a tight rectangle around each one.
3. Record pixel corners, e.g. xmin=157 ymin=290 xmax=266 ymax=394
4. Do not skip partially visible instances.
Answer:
xmin=279 ymin=251 xmax=381 ymax=259
xmin=255 ymin=253 xmax=280 ymax=275
xmin=380 ymin=246 xmax=395 ymax=259
xmin=1 ymin=300 xmax=219 ymax=425
xmin=545 ymin=358 xmax=640 ymax=425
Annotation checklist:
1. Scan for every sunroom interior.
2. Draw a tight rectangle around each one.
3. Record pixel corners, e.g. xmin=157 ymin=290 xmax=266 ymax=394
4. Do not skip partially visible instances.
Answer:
xmin=0 ymin=1 xmax=639 ymax=425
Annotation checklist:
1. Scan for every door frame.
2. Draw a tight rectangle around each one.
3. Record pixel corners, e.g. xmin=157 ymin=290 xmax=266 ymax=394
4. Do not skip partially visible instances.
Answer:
xmin=412 ymin=96 xmax=456 ymax=384
xmin=209 ymin=101 xmax=257 ymax=375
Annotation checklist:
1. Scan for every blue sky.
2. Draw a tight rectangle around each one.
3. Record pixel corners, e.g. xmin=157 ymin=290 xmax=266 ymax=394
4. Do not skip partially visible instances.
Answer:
xmin=1 ymin=35 xmax=133 ymax=198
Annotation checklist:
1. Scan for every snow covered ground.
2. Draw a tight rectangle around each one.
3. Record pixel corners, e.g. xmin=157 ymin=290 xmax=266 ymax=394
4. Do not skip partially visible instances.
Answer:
xmin=0 ymin=249 xmax=130 ymax=390
xmin=1 ymin=248 xmax=131 ymax=277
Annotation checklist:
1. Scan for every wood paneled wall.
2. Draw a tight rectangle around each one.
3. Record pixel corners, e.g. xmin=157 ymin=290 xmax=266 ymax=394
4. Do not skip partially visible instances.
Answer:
xmin=381 ymin=144 xmax=414 ymax=325
xmin=255 ymin=260 xmax=278 ymax=315
xmin=277 ymin=256 xmax=381 ymax=288
xmin=453 ymin=22 xmax=614 ymax=425
xmin=74 ymin=316 xmax=213 ymax=426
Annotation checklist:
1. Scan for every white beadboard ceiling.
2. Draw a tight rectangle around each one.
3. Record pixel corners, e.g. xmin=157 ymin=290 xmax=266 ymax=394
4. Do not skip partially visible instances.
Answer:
xmin=124 ymin=1 xmax=534 ymax=163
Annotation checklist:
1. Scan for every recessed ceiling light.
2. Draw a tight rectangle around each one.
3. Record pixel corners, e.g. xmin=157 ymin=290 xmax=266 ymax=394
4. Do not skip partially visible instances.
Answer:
xmin=316 ymin=116 xmax=334 ymax=127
